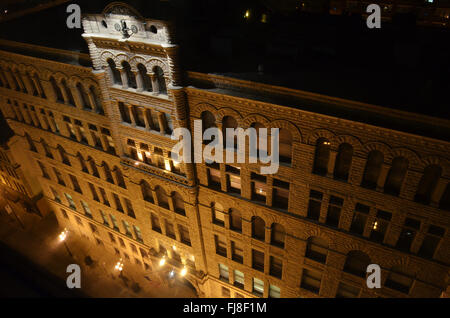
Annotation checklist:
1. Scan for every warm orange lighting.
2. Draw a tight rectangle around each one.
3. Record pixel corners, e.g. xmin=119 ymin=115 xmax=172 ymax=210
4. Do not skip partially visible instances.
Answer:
xmin=115 ymin=259 xmax=124 ymax=271
xmin=59 ymin=228 xmax=68 ymax=242
xmin=180 ymin=267 xmax=187 ymax=277
xmin=159 ymin=257 xmax=166 ymax=267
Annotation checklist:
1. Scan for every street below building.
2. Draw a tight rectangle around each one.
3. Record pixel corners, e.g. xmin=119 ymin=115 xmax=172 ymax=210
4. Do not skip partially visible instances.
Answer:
xmin=0 ymin=187 xmax=198 ymax=298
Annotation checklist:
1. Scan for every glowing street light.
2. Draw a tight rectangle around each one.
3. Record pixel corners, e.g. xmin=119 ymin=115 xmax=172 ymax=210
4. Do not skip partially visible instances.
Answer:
xmin=169 ymin=269 xmax=175 ymax=278
xmin=180 ymin=267 xmax=187 ymax=277
xmin=115 ymin=259 xmax=124 ymax=277
xmin=58 ymin=228 xmax=72 ymax=257
xmin=159 ymin=257 xmax=166 ymax=267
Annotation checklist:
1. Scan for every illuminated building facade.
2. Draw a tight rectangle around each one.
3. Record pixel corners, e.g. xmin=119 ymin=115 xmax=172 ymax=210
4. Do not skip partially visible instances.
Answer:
xmin=0 ymin=2 xmax=449 ymax=298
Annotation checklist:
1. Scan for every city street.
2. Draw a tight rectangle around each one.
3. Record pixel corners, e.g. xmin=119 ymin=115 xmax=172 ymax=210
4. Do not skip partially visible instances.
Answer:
xmin=0 ymin=186 xmax=198 ymax=298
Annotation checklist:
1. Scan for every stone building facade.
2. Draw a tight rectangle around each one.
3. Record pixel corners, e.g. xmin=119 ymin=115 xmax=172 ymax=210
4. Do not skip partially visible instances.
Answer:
xmin=0 ymin=2 xmax=448 ymax=298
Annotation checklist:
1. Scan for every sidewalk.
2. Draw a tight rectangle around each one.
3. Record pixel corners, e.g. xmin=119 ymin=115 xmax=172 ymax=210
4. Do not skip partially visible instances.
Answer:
xmin=0 ymin=192 xmax=197 ymax=298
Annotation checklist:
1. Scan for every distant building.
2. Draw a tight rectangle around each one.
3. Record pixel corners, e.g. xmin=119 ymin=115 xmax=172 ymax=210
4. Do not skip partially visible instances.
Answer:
xmin=0 ymin=2 xmax=449 ymax=298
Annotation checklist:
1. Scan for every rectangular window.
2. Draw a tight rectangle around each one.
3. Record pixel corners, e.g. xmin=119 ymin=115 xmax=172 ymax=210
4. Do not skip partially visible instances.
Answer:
xmin=151 ymin=213 xmax=161 ymax=233
xmin=122 ymin=220 xmax=132 ymax=238
xmin=89 ymin=223 xmax=98 ymax=234
xmin=108 ymin=232 xmax=116 ymax=243
xmin=74 ymin=215 xmax=83 ymax=226
xmin=234 ymin=270 xmax=244 ymax=289
xmin=69 ymin=174 xmax=82 ymax=193
xmin=37 ymin=161 xmax=50 ymax=179
xmin=369 ymin=210 xmax=392 ymax=243
xmin=60 ymin=208 xmax=69 ymax=219
xmin=113 ymin=194 xmax=124 ymax=212
xmin=396 ymin=217 xmax=421 ymax=252
xmin=227 ymin=173 xmax=241 ymax=195
xmin=326 ymin=195 xmax=343 ymax=227
xmin=231 ymin=241 xmax=243 ymax=264
xmin=118 ymin=237 xmax=125 ymax=248
xmin=269 ymin=256 xmax=283 ymax=279
xmin=88 ymin=183 xmax=99 ymax=201
xmin=252 ymin=249 xmax=264 ymax=272
xmin=110 ymin=214 xmax=119 ymax=231
xmin=133 ymin=225 xmax=143 ymax=242
xmin=253 ymin=278 xmax=264 ymax=297
xmin=81 ymin=200 xmax=92 ymax=218
xmin=215 ymin=235 xmax=227 ymax=257
xmin=219 ymin=263 xmax=229 ymax=282
xmin=165 ymin=221 xmax=176 ymax=239
xmin=99 ymin=210 xmax=109 ymax=226
xmin=269 ymin=285 xmax=281 ymax=298
xmin=212 ymin=206 xmax=225 ymax=226
xmin=307 ymin=190 xmax=323 ymax=220
xmin=349 ymin=203 xmax=370 ymax=235
xmin=179 ymin=225 xmax=191 ymax=246
xmin=54 ymin=168 xmax=65 ymax=186
xmin=301 ymin=269 xmax=322 ymax=294
xmin=207 ymin=165 xmax=221 ymax=189
xmin=418 ymin=225 xmax=445 ymax=259
xmin=336 ymin=282 xmax=360 ymax=298
xmin=273 ymin=179 xmax=290 ymax=210
xmin=50 ymin=187 xmax=61 ymax=203
xmin=251 ymin=173 xmax=267 ymax=203
xmin=99 ymin=187 xmax=110 ymax=206
xmin=124 ymin=198 xmax=135 ymax=218
xmin=65 ymin=193 xmax=76 ymax=210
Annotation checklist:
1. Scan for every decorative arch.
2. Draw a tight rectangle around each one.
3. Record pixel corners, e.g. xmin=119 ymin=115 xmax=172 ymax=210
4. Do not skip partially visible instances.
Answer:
xmin=193 ymin=102 xmax=218 ymax=118
xmin=216 ymin=107 xmax=244 ymax=124
xmin=308 ymin=128 xmax=336 ymax=145
xmin=271 ymin=119 xmax=302 ymax=143
xmin=388 ymin=148 xmax=420 ymax=167
xmin=147 ymin=58 xmax=169 ymax=75
xmin=362 ymin=141 xmax=391 ymax=158
xmin=243 ymin=113 xmax=271 ymax=128
xmin=334 ymin=135 xmax=363 ymax=153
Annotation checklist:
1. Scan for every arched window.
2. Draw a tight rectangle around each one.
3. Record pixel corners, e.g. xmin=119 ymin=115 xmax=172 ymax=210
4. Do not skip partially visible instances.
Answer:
xmin=361 ymin=150 xmax=384 ymax=189
xmin=89 ymin=85 xmax=104 ymax=114
xmin=305 ymin=236 xmax=328 ymax=263
xmin=172 ymin=192 xmax=185 ymax=215
xmin=153 ymin=66 xmax=166 ymax=94
xmin=77 ymin=153 xmax=88 ymax=173
xmin=222 ymin=116 xmax=238 ymax=149
xmin=313 ymin=138 xmax=330 ymax=175
xmin=201 ymin=111 xmax=216 ymax=133
xmin=251 ymin=216 xmax=265 ymax=241
xmin=107 ymin=59 xmax=122 ymax=85
xmin=229 ymin=209 xmax=242 ymax=232
xmin=41 ymin=139 xmax=53 ymax=159
xmin=343 ymin=251 xmax=371 ymax=277
xmin=141 ymin=181 xmax=154 ymax=203
xmin=439 ymin=183 xmax=450 ymax=211
xmin=76 ymin=83 xmax=90 ymax=109
xmin=50 ymin=77 xmax=63 ymax=102
xmin=384 ymin=157 xmax=409 ymax=196
xmin=25 ymin=133 xmax=37 ymax=152
xmin=87 ymin=157 xmax=99 ymax=177
xmin=102 ymin=162 xmax=114 ymax=183
xmin=333 ymin=143 xmax=353 ymax=181
xmin=384 ymin=266 xmax=414 ymax=294
xmin=251 ymin=122 xmax=267 ymax=155
xmin=155 ymin=186 xmax=169 ymax=209
xmin=114 ymin=167 xmax=126 ymax=188
xmin=60 ymin=79 xmax=74 ymax=105
xmin=57 ymin=145 xmax=70 ymax=166
xmin=138 ymin=64 xmax=152 ymax=92
xmin=122 ymin=61 xmax=136 ymax=89
xmin=414 ymin=165 xmax=442 ymax=204
xmin=279 ymin=129 xmax=292 ymax=165
xmin=271 ymin=223 xmax=285 ymax=248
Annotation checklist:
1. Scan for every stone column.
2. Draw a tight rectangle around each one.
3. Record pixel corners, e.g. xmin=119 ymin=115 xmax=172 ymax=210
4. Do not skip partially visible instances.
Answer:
xmin=127 ymin=104 xmax=136 ymax=126
xmin=119 ymin=69 xmax=128 ymax=89
xmin=318 ymin=194 xmax=330 ymax=223
xmin=150 ymin=74 xmax=159 ymax=94
xmin=32 ymin=76 xmax=45 ymax=98
xmin=431 ymin=180 xmax=447 ymax=207
xmin=87 ymin=91 xmax=97 ymax=112
xmin=135 ymin=71 xmax=144 ymax=92
xmin=158 ymin=112 xmax=167 ymax=135
xmin=141 ymin=108 xmax=150 ymax=130
xmin=21 ymin=73 xmax=35 ymax=94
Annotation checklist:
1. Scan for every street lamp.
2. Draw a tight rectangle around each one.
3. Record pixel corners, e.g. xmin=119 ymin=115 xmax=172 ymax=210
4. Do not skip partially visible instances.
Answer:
xmin=180 ymin=266 xmax=187 ymax=277
xmin=59 ymin=228 xmax=72 ymax=257
xmin=115 ymin=258 xmax=124 ymax=277
xmin=159 ymin=256 xmax=166 ymax=267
